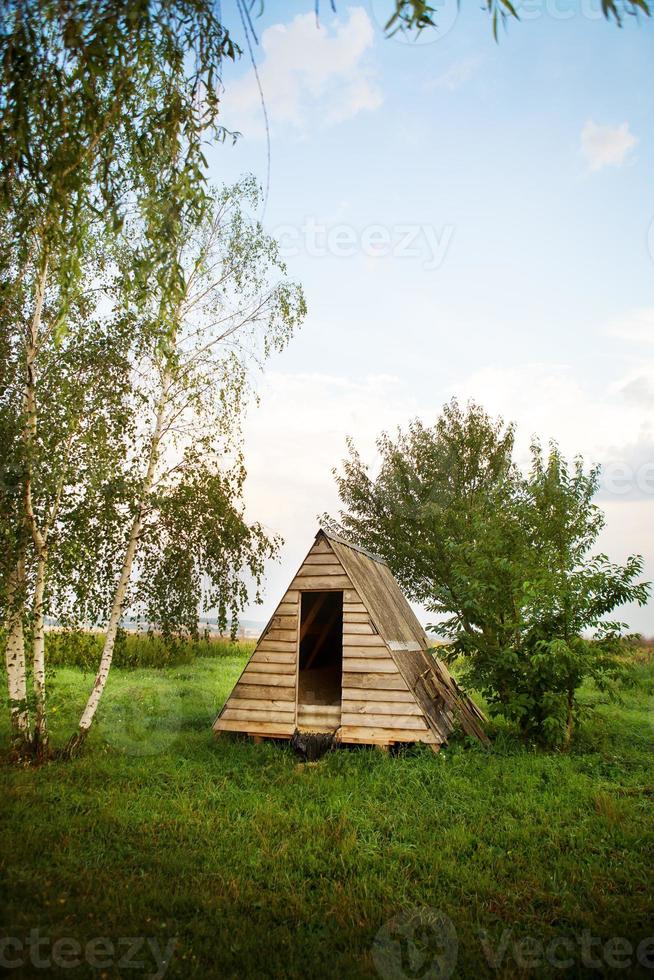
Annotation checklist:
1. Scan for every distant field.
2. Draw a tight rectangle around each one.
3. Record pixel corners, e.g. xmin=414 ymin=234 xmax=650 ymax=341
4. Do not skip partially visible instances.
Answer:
xmin=1 ymin=646 xmax=653 ymax=978
xmin=42 ymin=630 xmax=256 ymax=670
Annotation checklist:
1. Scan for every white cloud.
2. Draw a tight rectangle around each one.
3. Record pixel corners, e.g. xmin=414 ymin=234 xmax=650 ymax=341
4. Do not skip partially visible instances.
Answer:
xmin=433 ymin=56 xmax=481 ymax=92
xmin=447 ymin=361 xmax=653 ymax=468
xmin=580 ymin=119 xmax=637 ymax=172
xmin=620 ymin=375 xmax=654 ymax=407
xmin=243 ymin=370 xmax=419 ymax=528
xmin=240 ymin=361 xmax=654 ymax=632
xmin=606 ymin=310 xmax=654 ymax=410
xmin=240 ymin=371 xmax=422 ymax=619
xmin=606 ymin=307 xmax=654 ymax=345
xmin=226 ymin=8 xmax=382 ymax=137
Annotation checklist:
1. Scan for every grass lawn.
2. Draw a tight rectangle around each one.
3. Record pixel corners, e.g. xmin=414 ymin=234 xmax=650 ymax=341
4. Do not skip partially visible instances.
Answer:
xmin=1 ymin=647 xmax=653 ymax=978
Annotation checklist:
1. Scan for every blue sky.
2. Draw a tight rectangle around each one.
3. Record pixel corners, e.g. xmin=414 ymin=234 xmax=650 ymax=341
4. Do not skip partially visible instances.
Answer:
xmin=209 ymin=1 xmax=653 ymax=631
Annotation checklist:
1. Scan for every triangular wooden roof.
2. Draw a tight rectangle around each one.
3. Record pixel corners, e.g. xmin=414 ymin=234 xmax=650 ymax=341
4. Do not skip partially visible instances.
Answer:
xmin=320 ymin=530 xmax=427 ymax=651
xmin=214 ymin=530 xmax=487 ymax=746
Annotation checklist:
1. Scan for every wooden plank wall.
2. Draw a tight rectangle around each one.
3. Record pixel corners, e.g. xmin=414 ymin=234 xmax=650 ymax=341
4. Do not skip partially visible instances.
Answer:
xmin=289 ymin=535 xmax=351 ymax=591
xmin=339 ymin=587 xmax=438 ymax=746
xmin=216 ymin=534 xmax=441 ymax=747
xmin=215 ymin=535 xmax=348 ymax=738
xmin=214 ymin=586 xmax=299 ymax=736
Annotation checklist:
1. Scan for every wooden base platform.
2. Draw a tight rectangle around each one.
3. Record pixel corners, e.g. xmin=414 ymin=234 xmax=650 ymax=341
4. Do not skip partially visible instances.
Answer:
xmin=217 ymin=728 xmax=440 ymax=753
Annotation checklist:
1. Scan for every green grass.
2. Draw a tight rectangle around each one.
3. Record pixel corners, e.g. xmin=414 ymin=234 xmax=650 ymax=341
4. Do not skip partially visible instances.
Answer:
xmin=43 ymin=630 xmax=256 ymax=670
xmin=1 ymin=650 xmax=653 ymax=978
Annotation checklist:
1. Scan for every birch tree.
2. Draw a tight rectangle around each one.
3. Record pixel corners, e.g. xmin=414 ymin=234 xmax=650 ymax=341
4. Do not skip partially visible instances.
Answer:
xmin=0 ymin=0 xmax=238 ymax=759
xmin=64 ymin=176 xmax=305 ymax=756
xmin=1 ymin=226 xmax=143 ymax=757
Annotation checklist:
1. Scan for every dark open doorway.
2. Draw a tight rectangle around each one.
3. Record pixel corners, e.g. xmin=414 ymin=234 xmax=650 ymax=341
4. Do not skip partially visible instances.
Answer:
xmin=298 ymin=591 xmax=343 ymax=708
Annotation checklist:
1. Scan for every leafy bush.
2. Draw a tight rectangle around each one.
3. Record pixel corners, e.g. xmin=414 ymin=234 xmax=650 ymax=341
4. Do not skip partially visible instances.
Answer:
xmin=326 ymin=399 xmax=650 ymax=747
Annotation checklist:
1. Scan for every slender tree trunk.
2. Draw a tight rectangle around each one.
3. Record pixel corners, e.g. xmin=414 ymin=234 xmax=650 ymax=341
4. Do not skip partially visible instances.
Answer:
xmin=64 ymin=375 xmax=170 ymax=757
xmin=3 ymin=560 xmax=31 ymax=753
xmin=564 ymin=687 xmax=574 ymax=749
xmin=30 ymin=551 xmax=48 ymax=758
xmin=23 ymin=259 xmax=50 ymax=757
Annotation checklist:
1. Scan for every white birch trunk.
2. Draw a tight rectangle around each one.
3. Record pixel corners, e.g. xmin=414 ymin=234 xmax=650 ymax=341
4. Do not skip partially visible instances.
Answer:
xmin=23 ymin=260 xmax=49 ymax=755
xmin=66 ymin=376 xmax=170 ymax=753
xmin=31 ymin=553 xmax=47 ymax=755
xmin=3 ymin=561 xmax=31 ymax=749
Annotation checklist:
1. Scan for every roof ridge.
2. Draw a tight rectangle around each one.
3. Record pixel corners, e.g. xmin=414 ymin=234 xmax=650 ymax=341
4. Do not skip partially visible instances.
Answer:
xmin=317 ymin=528 xmax=388 ymax=566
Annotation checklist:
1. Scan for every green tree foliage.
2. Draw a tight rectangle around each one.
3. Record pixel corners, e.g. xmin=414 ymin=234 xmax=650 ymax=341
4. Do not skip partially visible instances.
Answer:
xmin=325 ymin=400 xmax=650 ymax=747
xmin=62 ymin=176 xmax=305 ymax=755
xmin=136 ymin=460 xmax=276 ymax=641
xmin=0 ymin=175 xmax=305 ymax=758
xmin=105 ymin=175 xmax=305 ymax=647
xmin=0 ymin=0 xmax=238 ymax=755
xmin=0 ymin=226 xmax=142 ymax=753
xmin=0 ymin=0 xmax=237 ymax=293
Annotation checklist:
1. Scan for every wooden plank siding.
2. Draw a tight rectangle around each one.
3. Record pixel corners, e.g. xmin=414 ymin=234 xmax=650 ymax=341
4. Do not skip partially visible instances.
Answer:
xmin=339 ymin=727 xmax=437 ymax=745
xmin=216 ymin=718 xmax=295 ymax=737
xmin=343 ymin=621 xmax=377 ymax=634
xmin=295 ymin=563 xmax=344 ymax=578
xmin=216 ymin=532 xmax=350 ymax=739
xmin=236 ymin=671 xmax=295 ymax=687
xmin=254 ymin=640 xmax=297 ymax=654
xmin=343 ymin=700 xmax=423 ymax=716
xmin=342 ymin=672 xmax=410 ymax=690
xmin=289 ymin=575 xmax=351 ymax=591
xmin=343 ymin=611 xmax=372 ymax=624
xmin=301 ymin=552 xmax=342 ymax=565
xmin=245 ymin=662 xmax=295 ymax=675
xmin=339 ymin=608 xmax=435 ymax=743
xmin=221 ymin=707 xmax=295 ymax=724
xmin=267 ymin=615 xmax=297 ymax=629
xmin=213 ymin=572 xmax=299 ymax=735
xmin=215 ymin=530 xmax=484 ymax=749
xmin=261 ymin=628 xmax=297 ymax=643
xmin=232 ymin=682 xmax=295 ymax=701
xmin=248 ymin=652 xmax=295 ymax=665
xmin=341 ymin=657 xmax=398 ymax=673
xmin=343 ymin=634 xmax=386 ymax=647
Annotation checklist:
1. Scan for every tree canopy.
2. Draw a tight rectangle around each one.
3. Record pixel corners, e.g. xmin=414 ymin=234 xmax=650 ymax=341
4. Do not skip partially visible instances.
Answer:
xmin=325 ymin=400 xmax=650 ymax=746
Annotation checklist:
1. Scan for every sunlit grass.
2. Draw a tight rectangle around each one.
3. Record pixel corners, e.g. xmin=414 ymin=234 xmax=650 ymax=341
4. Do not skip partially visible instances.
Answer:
xmin=1 ymin=649 xmax=653 ymax=978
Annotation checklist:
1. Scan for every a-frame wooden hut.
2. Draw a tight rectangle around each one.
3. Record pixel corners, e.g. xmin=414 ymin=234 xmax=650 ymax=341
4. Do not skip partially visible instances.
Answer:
xmin=213 ymin=530 xmax=487 ymax=750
